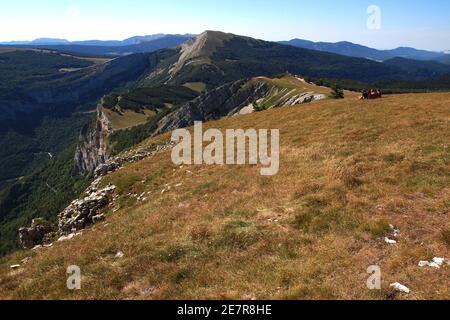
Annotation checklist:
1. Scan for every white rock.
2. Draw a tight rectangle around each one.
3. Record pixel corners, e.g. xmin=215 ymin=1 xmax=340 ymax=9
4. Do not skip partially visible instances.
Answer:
xmin=57 ymin=233 xmax=75 ymax=242
xmin=419 ymin=261 xmax=440 ymax=268
xmin=390 ymin=282 xmax=410 ymax=294
xmin=432 ymin=257 xmax=445 ymax=266
xmin=418 ymin=257 xmax=446 ymax=268
xmin=115 ymin=251 xmax=124 ymax=258
xmin=429 ymin=262 xmax=441 ymax=268
xmin=418 ymin=261 xmax=429 ymax=267
xmin=389 ymin=224 xmax=401 ymax=238
xmin=10 ymin=264 xmax=20 ymax=269
xmin=21 ymin=257 xmax=32 ymax=264
xmin=384 ymin=237 xmax=397 ymax=245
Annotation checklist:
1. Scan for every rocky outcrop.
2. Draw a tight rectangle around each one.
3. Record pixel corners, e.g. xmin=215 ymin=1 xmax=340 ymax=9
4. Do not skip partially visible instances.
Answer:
xmin=58 ymin=184 xmax=116 ymax=234
xmin=155 ymin=79 xmax=272 ymax=134
xmin=154 ymin=77 xmax=328 ymax=135
xmin=18 ymin=218 xmax=54 ymax=249
xmin=73 ymin=104 xmax=112 ymax=174
xmin=26 ymin=141 xmax=170 ymax=240
xmin=273 ymin=92 xmax=327 ymax=107
xmin=60 ymin=141 xmax=174 ymax=234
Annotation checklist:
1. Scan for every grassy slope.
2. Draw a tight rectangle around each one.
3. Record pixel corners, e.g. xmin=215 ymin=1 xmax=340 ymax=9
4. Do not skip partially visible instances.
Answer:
xmin=0 ymin=93 xmax=449 ymax=300
xmin=104 ymin=109 xmax=156 ymax=131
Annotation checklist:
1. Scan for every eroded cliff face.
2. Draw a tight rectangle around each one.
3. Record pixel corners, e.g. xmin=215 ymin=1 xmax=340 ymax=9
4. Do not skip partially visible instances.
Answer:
xmin=155 ymin=78 xmax=272 ymax=134
xmin=73 ymin=105 xmax=112 ymax=174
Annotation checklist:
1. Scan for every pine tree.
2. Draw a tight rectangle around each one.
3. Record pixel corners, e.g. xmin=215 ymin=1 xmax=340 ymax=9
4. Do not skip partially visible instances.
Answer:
xmin=330 ymin=85 xmax=344 ymax=99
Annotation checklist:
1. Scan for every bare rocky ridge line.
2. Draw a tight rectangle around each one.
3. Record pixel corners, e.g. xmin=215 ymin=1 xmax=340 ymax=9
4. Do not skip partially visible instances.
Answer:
xmin=169 ymin=31 xmax=233 ymax=77
xmin=155 ymin=77 xmax=327 ymax=135
xmin=18 ymin=140 xmax=175 ymax=249
xmin=155 ymin=78 xmax=272 ymax=134
xmin=72 ymin=76 xmax=324 ymax=177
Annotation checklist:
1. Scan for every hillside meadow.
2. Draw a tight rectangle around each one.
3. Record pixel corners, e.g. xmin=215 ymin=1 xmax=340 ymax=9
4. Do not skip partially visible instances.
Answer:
xmin=0 ymin=93 xmax=449 ymax=300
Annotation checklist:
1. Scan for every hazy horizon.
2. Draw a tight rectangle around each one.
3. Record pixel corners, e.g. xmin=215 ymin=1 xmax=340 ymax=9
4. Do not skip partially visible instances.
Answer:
xmin=0 ymin=0 xmax=450 ymax=51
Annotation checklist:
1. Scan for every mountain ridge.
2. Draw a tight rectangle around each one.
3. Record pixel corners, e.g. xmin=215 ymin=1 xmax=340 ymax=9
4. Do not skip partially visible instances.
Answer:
xmin=280 ymin=38 xmax=448 ymax=62
xmin=0 ymin=34 xmax=195 ymax=46
xmin=0 ymin=35 xmax=194 ymax=57
xmin=140 ymin=31 xmax=450 ymax=90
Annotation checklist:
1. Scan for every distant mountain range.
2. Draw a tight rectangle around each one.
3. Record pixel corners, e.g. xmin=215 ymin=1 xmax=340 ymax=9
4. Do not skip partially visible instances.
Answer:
xmin=0 ymin=34 xmax=195 ymax=56
xmin=279 ymin=39 xmax=449 ymax=64
xmin=0 ymin=34 xmax=195 ymax=46
xmin=3 ymin=35 xmax=450 ymax=63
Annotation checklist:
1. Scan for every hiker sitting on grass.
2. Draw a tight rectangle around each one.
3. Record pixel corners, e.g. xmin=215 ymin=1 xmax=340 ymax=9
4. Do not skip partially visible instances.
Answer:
xmin=360 ymin=89 xmax=369 ymax=100
xmin=360 ymin=88 xmax=382 ymax=100
xmin=377 ymin=88 xmax=382 ymax=98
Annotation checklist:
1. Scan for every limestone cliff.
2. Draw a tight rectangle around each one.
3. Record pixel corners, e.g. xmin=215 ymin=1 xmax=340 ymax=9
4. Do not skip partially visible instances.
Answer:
xmin=73 ymin=104 xmax=112 ymax=174
xmin=155 ymin=78 xmax=272 ymax=134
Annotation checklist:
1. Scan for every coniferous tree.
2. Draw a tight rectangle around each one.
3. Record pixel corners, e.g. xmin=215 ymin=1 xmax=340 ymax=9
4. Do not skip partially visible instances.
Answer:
xmin=330 ymin=84 xmax=345 ymax=99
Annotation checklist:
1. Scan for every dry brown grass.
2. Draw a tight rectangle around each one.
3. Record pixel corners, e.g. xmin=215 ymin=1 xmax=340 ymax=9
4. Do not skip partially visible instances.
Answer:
xmin=0 ymin=93 xmax=449 ymax=300
xmin=104 ymin=109 xmax=155 ymax=131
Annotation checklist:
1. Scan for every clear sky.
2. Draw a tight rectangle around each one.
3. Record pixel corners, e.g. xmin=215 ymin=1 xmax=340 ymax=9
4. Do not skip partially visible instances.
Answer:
xmin=0 ymin=0 xmax=449 ymax=51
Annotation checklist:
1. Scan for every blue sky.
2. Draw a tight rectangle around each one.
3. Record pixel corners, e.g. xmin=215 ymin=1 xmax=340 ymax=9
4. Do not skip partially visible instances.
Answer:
xmin=0 ymin=0 xmax=449 ymax=51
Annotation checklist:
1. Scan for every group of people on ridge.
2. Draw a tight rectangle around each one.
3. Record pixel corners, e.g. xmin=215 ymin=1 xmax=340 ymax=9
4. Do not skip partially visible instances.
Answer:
xmin=360 ymin=88 xmax=382 ymax=100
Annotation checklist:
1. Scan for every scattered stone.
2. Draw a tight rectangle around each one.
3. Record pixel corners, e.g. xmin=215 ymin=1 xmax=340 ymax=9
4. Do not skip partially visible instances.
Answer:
xmin=43 ymin=243 xmax=53 ymax=248
xmin=18 ymin=218 xmax=54 ymax=249
xmin=390 ymin=282 xmax=410 ymax=294
xmin=432 ymin=257 xmax=445 ymax=266
xmin=31 ymin=245 xmax=42 ymax=251
xmin=21 ymin=257 xmax=32 ymax=264
xmin=10 ymin=264 xmax=20 ymax=270
xmin=92 ymin=214 xmax=106 ymax=224
xmin=58 ymin=233 xmax=75 ymax=242
xmin=115 ymin=251 xmax=125 ymax=258
xmin=384 ymin=237 xmax=397 ymax=245
xmin=389 ymin=224 xmax=401 ymax=238
xmin=419 ymin=257 xmax=446 ymax=269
